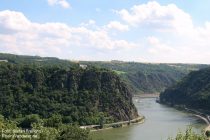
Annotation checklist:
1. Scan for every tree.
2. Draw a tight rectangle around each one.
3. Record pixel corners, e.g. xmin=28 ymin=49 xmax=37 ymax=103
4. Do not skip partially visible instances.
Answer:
xmin=168 ymin=127 xmax=207 ymax=140
xmin=19 ymin=114 xmax=42 ymax=128
xmin=44 ymin=114 xmax=62 ymax=128
xmin=58 ymin=125 xmax=91 ymax=140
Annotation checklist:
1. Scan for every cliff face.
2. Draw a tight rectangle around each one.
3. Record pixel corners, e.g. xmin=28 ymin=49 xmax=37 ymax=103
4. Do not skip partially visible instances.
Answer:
xmin=80 ymin=61 xmax=209 ymax=94
xmin=67 ymin=68 xmax=138 ymax=121
xmin=0 ymin=63 xmax=138 ymax=125
xmin=125 ymin=71 xmax=178 ymax=93
xmin=160 ymin=67 xmax=210 ymax=111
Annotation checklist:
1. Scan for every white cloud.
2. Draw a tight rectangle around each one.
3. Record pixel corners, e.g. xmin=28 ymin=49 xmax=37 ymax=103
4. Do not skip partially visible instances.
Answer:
xmin=2 ymin=1 xmax=210 ymax=63
xmin=0 ymin=10 xmax=136 ymax=59
xmin=145 ymin=34 xmax=210 ymax=63
xmin=116 ymin=1 xmax=194 ymax=35
xmin=147 ymin=36 xmax=176 ymax=55
xmin=106 ymin=21 xmax=129 ymax=32
xmin=80 ymin=19 xmax=96 ymax=27
xmin=112 ymin=1 xmax=210 ymax=63
xmin=47 ymin=0 xmax=70 ymax=9
xmin=0 ymin=10 xmax=31 ymax=33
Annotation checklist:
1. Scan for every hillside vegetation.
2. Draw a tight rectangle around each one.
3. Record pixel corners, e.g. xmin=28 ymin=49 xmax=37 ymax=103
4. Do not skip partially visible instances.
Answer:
xmin=160 ymin=67 xmax=210 ymax=111
xmin=1 ymin=53 xmax=208 ymax=94
xmin=0 ymin=63 xmax=138 ymax=125
xmin=0 ymin=53 xmax=139 ymax=139
xmin=80 ymin=61 xmax=208 ymax=94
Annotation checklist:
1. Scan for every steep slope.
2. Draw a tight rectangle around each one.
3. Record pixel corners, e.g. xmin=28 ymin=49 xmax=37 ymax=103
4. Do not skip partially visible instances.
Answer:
xmin=80 ymin=61 xmax=208 ymax=94
xmin=160 ymin=67 xmax=210 ymax=111
xmin=0 ymin=63 xmax=138 ymax=125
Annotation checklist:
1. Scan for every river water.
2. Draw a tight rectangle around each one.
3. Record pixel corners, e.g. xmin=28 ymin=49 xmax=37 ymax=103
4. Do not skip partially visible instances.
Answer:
xmin=91 ymin=98 xmax=206 ymax=140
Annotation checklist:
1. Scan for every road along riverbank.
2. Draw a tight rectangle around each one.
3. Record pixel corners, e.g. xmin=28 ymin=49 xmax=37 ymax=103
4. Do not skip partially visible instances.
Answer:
xmin=91 ymin=98 xmax=206 ymax=140
xmin=80 ymin=116 xmax=145 ymax=132
xmin=158 ymin=103 xmax=210 ymax=139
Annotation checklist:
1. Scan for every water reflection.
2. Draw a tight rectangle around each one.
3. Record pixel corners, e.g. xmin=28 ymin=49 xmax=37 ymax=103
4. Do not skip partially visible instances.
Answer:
xmin=91 ymin=98 xmax=206 ymax=140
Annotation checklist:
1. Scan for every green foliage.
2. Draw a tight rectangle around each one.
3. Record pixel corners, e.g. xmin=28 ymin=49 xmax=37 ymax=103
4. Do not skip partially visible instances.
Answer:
xmin=0 ymin=53 xmax=78 ymax=69
xmin=0 ymin=61 xmax=138 ymax=125
xmin=0 ymin=114 xmax=91 ymax=140
xmin=0 ymin=53 xmax=141 ymax=139
xmin=205 ymin=130 xmax=210 ymax=137
xmin=160 ymin=67 xmax=210 ymax=111
xmin=37 ymin=126 xmax=59 ymax=140
xmin=58 ymin=125 xmax=90 ymax=140
xmin=80 ymin=61 xmax=208 ymax=94
xmin=18 ymin=114 xmax=42 ymax=128
xmin=168 ymin=127 xmax=207 ymax=140
xmin=44 ymin=114 xmax=62 ymax=128
xmin=1 ymin=53 xmax=208 ymax=95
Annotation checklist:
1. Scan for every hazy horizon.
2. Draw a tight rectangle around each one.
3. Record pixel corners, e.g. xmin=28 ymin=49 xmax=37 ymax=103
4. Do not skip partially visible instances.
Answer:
xmin=1 ymin=52 xmax=210 ymax=65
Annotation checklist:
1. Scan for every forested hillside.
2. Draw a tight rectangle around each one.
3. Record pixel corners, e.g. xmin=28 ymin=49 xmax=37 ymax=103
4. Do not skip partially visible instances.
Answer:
xmin=0 ymin=53 xmax=139 ymax=139
xmin=0 ymin=53 xmax=78 ymax=68
xmin=160 ymin=67 xmax=210 ymax=111
xmin=1 ymin=53 xmax=208 ymax=94
xmin=80 ymin=61 xmax=208 ymax=94
xmin=0 ymin=63 xmax=138 ymax=125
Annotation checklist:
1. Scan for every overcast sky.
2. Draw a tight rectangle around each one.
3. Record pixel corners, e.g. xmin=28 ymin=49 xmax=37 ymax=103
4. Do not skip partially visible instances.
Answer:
xmin=1 ymin=0 xmax=210 ymax=63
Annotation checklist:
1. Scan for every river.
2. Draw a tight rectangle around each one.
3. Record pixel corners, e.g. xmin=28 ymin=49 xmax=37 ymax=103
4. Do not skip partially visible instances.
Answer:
xmin=91 ymin=98 xmax=206 ymax=140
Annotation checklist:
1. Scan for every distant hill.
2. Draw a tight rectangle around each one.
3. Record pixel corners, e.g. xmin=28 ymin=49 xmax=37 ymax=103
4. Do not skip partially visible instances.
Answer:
xmin=0 ymin=53 xmax=78 ymax=68
xmin=79 ymin=61 xmax=209 ymax=94
xmin=1 ymin=53 xmax=209 ymax=95
xmin=160 ymin=67 xmax=210 ymax=111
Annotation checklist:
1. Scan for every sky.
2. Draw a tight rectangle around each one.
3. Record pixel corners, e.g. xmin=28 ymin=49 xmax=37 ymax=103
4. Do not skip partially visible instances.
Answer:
xmin=1 ymin=0 xmax=210 ymax=64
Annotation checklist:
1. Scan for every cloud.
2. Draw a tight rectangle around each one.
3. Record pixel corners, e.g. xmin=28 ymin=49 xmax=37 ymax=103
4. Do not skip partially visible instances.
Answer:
xmin=111 ymin=1 xmax=210 ymax=63
xmin=145 ymin=34 xmax=210 ymax=63
xmin=116 ymin=1 xmax=193 ymax=34
xmin=106 ymin=21 xmax=129 ymax=32
xmin=80 ymin=19 xmax=96 ymax=27
xmin=47 ymin=0 xmax=70 ymax=9
xmin=0 ymin=10 xmax=31 ymax=33
xmin=0 ymin=10 xmax=136 ymax=59
xmin=2 ymin=1 xmax=210 ymax=63
xmin=147 ymin=36 xmax=176 ymax=55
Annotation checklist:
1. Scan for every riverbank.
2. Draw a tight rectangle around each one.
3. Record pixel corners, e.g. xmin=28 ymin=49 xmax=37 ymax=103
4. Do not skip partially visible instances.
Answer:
xmin=80 ymin=116 xmax=145 ymax=132
xmin=174 ymin=106 xmax=210 ymax=139
xmin=133 ymin=93 xmax=160 ymax=98
xmin=91 ymin=98 xmax=206 ymax=140
xmin=159 ymin=102 xmax=210 ymax=138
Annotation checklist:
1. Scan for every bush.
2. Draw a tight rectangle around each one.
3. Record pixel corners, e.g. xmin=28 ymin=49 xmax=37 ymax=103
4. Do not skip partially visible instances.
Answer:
xmin=168 ymin=127 xmax=207 ymax=140
xmin=44 ymin=114 xmax=62 ymax=128
xmin=58 ymin=125 xmax=91 ymax=140
xmin=206 ymin=130 xmax=210 ymax=137
xmin=19 ymin=114 xmax=42 ymax=128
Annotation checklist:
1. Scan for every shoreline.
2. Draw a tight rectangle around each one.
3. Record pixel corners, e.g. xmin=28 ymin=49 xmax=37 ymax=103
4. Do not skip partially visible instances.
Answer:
xmin=80 ymin=116 xmax=145 ymax=132
xmin=177 ymin=107 xmax=210 ymax=139
xmin=133 ymin=93 xmax=160 ymax=98
xmin=159 ymin=102 xmax=210 ymax=138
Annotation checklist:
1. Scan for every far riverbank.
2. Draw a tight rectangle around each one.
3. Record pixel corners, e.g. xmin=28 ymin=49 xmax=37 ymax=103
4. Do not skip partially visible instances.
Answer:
xmin=133 ymin=93 xmax=160 ymax=98
xmin=158 ymin=101 xmax=210 ymax=138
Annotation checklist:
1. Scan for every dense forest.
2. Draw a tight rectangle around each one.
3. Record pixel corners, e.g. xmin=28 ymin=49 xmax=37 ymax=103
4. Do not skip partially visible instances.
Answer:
xmin=0 ymin=53 xmax=139 ymax=139
xmin=1 ymin=53 xmax=208 ymax=94
xmin=80 ymin=61 xmax=208 ymax=94
xmin=0 ymin=63 xmax=138 ymax=125
xmin=160 ymin=67 xmax=210 ymax=111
